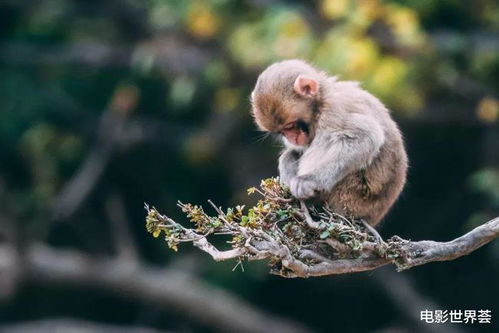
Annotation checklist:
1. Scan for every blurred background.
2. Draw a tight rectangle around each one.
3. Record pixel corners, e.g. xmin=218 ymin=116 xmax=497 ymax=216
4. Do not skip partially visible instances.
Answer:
xmin=0 ymin=0 xmax=498 ymax=332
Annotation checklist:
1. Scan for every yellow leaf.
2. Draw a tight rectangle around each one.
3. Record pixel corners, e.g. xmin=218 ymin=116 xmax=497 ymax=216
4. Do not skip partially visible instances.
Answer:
xmin=320 ymin=0 xmax=351 ymax=20
xmin=247 ymin=187 xmax=257 ymax=195
xmin=477 ymin=98 xmax=499 ymax=123
xmin=345 ymin=37 xmax=380 ymax=78
xmin=358 ymin=0 xmax=383 ymax=22
xmin=370 ymin=56 xmax=408 ymax=94
xmin=186 ymin=1 xmax=220 ymax=39
xmin=273 ymin=11 xmax=312 ymax=59
xmin=279 ymin=12 xmax=309 ymax=38
xmin=152 ymin=229 xmax=161 ymax=238
xmin=384 ymin=4 xmax=425 ymax=47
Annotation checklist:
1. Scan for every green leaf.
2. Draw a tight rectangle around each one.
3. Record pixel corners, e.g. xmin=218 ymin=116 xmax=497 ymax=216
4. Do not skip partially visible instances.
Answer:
xmin=241 ymin=215 xmax=249 ymax=226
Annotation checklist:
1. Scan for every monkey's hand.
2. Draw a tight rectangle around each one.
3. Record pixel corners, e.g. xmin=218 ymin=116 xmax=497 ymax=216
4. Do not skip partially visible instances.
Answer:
xmin=289 ymin=175 xmax=318 ymax=199
xmin=278 ymin=149 xmax=300 ymax=186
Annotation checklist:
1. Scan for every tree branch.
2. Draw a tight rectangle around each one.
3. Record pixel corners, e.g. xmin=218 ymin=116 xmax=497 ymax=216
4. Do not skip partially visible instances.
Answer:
xmin=373 ymin=268 xmax=464 ymax=333
xmin=0 ymin=244 xmax=311 ymax=333
xmin=0 ymin=318 xmax=174 ymax=333
xmin=145 ymin=178 xmax=499 ymax=278
xmin=106 ymin=192 xmax=139 ymax=264
xmin=392 ymin=217 xmax=499 ymax=268
xmin=0 ymin=39 xmax=213 ymax=75
xmin=52 ymin=84 xmax=138 ymax=221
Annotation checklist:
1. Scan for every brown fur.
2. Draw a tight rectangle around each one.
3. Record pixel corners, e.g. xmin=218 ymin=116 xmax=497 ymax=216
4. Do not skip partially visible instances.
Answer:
xmin=251 ymin=60 xmax=326 ymax=134
xmin=251 ymin=60 xmax=408 ymax=225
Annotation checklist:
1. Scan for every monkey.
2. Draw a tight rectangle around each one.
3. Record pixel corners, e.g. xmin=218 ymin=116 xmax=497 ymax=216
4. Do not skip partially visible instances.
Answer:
xmin=250 ymin=59 xmax=408 ymax=226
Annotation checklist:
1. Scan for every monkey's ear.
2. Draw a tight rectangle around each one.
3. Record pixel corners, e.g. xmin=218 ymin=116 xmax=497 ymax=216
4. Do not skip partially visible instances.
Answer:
xmin=293 ymin=75 xmax=319 ymax=98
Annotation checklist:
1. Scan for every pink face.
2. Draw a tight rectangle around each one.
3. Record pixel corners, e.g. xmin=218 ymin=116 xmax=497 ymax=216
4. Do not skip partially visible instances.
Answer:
xmin=281 ymin=121 xmax=309 ymax=146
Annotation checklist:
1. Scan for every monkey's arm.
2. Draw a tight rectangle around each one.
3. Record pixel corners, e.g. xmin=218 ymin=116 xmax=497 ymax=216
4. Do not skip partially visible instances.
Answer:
xmin=291 ymin=114 xmax=385 ymax=198
xmin=278 ymin=149 xmax=300 ymax=186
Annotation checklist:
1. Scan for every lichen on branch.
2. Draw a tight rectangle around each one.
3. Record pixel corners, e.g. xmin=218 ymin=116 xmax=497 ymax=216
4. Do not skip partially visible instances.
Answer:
xmin=145 ymin=178 xmax=499 ymax=278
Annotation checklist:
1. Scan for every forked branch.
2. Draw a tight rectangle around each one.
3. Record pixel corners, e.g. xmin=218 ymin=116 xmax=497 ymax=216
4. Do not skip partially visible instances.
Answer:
xmin=145 ymin=178 xmax=499 ymax=278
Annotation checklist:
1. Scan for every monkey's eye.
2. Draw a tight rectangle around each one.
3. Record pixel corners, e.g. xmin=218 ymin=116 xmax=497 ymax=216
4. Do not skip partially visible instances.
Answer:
xmin=296 ymin=119 xmax=309 ymax=134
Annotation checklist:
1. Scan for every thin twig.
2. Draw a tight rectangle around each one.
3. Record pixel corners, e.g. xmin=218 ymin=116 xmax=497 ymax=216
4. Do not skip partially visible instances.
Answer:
xmin=362 ymin=220 xmax=385 ymax=244
xmin=299 ymin=201 xmax=323 ymax=230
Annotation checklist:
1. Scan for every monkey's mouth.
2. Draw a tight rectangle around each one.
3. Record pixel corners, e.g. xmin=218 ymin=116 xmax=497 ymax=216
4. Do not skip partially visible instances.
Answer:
xmin=281 ymin=120 xmax=310 ymax=146
xmin=282 ymin=130 xmax=309 ymax=146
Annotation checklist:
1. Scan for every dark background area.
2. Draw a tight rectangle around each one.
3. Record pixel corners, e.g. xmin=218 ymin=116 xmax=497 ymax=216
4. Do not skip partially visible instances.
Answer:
xmin=0 ymin=1 xmax=498 ymax=332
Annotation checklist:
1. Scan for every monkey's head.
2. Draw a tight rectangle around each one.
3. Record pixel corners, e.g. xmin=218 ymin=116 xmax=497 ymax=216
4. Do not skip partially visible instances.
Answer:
xmin=250 ymin=60 xmax=326 ymax=148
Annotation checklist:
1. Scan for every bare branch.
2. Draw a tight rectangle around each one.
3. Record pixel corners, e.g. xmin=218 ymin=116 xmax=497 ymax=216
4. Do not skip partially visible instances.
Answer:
xmin=106 ymin=192 xmax=139 ymax=263
xmin=299 ymin=200 xmax=323 ymax=230
xmin=0 ymin=318 xmax=174 ymax=333
xmin=390 ymin=217 xmax=499 ymax=269
xmin=52 ymin=85 xmax=138 ymax=221
xmin=0 ymin=38 xmax=213 ymax=75
xmin=0 ymin=244 xmax=19 ymax=301
xmin=0 ymin=244 xmax=311 ymax=333
xmin=373 ymin=268 xmax=464 ymax=333
xmin=145 ymin=178 xmax=499 ymax=278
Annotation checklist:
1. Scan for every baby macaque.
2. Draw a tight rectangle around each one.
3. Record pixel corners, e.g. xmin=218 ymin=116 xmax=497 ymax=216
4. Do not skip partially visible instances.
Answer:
xmin=250 ymin=60 xmax=408 ymax=225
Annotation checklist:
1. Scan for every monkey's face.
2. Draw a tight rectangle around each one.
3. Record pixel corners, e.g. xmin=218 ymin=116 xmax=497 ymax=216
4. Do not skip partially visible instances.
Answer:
xmin=251 ymin=93 xmax=313 ymax=147
xmin=251 ymin=62 xmax=322 ymax=147
xmin=280 ymin=118 xmax=310 ymax=146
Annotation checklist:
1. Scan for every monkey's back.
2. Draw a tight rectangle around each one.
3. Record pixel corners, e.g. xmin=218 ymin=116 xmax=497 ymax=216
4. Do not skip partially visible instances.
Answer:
xmin=321 ymin=83 xmax=408 ymax=225
xmin=325 ymin=129 xmax=407 ymax=225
